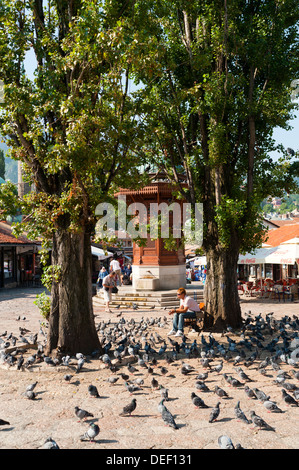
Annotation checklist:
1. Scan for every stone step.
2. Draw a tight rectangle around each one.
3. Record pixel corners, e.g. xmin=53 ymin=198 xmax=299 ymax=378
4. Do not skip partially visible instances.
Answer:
xmin=93 ymin=289 xmax=203 ymax=309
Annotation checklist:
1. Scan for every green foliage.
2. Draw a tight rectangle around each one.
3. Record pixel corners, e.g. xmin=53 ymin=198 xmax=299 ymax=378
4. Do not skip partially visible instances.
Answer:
xmin=0 ymin=180 xmax=20 ymax=217
xmin=0 ymin=0 xmax=146 ymax=247
xmin=34 ymin=292 xmax=51 ymax=320
xmin=130 ymin=0 xmax=299 ymax=254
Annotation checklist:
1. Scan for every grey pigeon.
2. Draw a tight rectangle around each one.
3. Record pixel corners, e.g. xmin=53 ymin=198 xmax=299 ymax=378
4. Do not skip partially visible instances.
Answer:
xmin=218 ymin=435 xmax=235 ymax=449
xmin=133 ymin=378 xmax=144 ymax=387
xmin=161 ymin=402 xmax=178 ymax=429
xmin=63 ymin=374 xmax=73 ymax=383
xmin=250 ymin=411 xmax=275 ymax=431
xmin=124 ymin=381 xmax=140 ymax=394
xmin=106 ymin=376 xmax=119 ymax=385
xmin=76 ymin=356 xmax=85 ymax=373
xmin=214 ymin=385 xmax=229 ymax=398
xmin=80 ymin=423 xmax=100 ymax=442
xmin=244 ymin=385 xmax=257 ymax=399
xmin=26 ymin=381 xmax=38 ymax=392
xmin=209 ymin=402 xmax=220 ymax=423
xmin=195 ymin=381 xmax=210 ymax=392
xmin=119 ymin=398 xmax=137 ymax=416
xmin=282 ymin=382 xmax=299 ymax=392
xmin=191 ymin=392 xmax=209 ymax=408
xmin=75 ymin=406 xmax=94 ymax=422
xmin=159 ymin=385 xmax=169 ymax=401
xmin=225 ymin=374 xmax=242 ymax=388
xmin=151 ymin=377 xmax=159 ymax=390
xmin=213 ymin=361 xmax=223 ymax=373
xmin=263 ymin=400 xmax=283 ymax=413
xmin=291 ymin=369 xmax=299 ymax=381
xmin=88 ymin=384 xmax=100 ymax=398
xmin=41 ymin=437 xmax=60 ymax=449
xmin=281 ymin=389 xmax=298 ymax=406
xmin=234 ymin=401 xmax=250 ymax=424
xmin=233 ymin=367 xmax=253 ymax=382
xmin=253 ymin=388 xmax=270 ymax=403
xmin=24 ymin=390 xmax=36 ymax=400
xmin=196 ymin=371 xmax=209 ymax=381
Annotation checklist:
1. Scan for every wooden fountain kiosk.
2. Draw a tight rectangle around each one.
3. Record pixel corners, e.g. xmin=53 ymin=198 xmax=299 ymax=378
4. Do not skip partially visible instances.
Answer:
xmin=116 ymin=174 xmax=187 ymax=291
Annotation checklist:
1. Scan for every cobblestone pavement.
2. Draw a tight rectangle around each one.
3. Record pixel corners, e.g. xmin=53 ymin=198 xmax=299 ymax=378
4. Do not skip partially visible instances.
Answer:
xmin=0 ymin=287 xmax=298 ymax=450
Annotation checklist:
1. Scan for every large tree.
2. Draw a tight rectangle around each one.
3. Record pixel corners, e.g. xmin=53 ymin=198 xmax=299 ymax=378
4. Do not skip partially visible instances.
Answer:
xmin=132 ymin=0 xmax=299 ymax=329
xmin=0 ymin=0 xmax=145 ymax=354
xmin=0 ymin=148 xmax=5 ymax=180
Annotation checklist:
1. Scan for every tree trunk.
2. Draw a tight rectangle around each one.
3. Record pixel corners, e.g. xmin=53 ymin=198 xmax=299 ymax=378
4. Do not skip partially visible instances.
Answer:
xmin=46 ymin=227 xmax=101 ymax=356
xmin=203 ymin=244 xmax=242 ymax=331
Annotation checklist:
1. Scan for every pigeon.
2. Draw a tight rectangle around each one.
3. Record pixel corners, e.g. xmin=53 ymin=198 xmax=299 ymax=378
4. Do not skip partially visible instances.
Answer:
xmin=263 ymin=400 xmax=283 ymax=413
xmin=0 ymin=419 xmax=10 ymax=426
xmin=218 ymin=435 xmax=235 ymax=449
xmin=76 ymin=356 xmax=85 ymax=373
xmin=88 ymin=384 xmax=100 ymax=398
xmin=160 ymin=402 xmax=178 ymax=429
xmin=244 ymin=385 xmax=257 ymax=399
xmin=250 ymin=411 xmax=275 ymax=431
xmin=133 ymin=378 xmax=144 ymax=387
xmin=196 ymin=372 xmax=209 ymax=381
xmin=124 ymin=381 xmax=140 ymax=394
xmin=26 ymin=381 xmax=38 ymax=392
xmin=159 ymin=385 xmax=169 ymax=401
xmin=132 ymin=303 xmax=138 ymax=310
xmin=119 ymin=398 xmax=137 ymax=416
xmin=209 ymin=402 xmax=220 ymax=423
xmin=224 ymin=374 xmax=242 ymax=388
xmin=290 ymin=369 xmax=299 ymax=381
xmin=23 ymin=387 xmax=37 ymax=400
xmin=214 ymin=385 xmax=229 ymax=398
xmin=80 ymin=423 xmax=100 ymax=442
xmin=281 ymin=389 xmax=298 ymax=406
xmin=191 ymin=392 xmax=209 ymax=408
xmin=282 ymin=382 xmax=299 ymax=392
xmin=75 ymin=406 xmax=94 ymax=422
xmin=106 ymin=376 xmax=119 ymax=385
xmin=41 ymin=437 xmax=60 ymax=449
xmin=233 ymin=367 xmax=253 ymax=382
xmin=195 ymin=381 xmax=210 ymax=392
xmin=253 ymin=388 xmax=270 ymax=403
xmin=61 ymin=355 xmax=71 ymax=366
xmin=63 ymin=374 xmax=73 ymax=383
xmin=234 ymin=401 xmax=250 ymax=424
xmin=127 ymin=364 xmax=138 ymax=374
xmin=213 ymin=361 xmax=223 ymax=374
xmin=151 ymin=377 xmax=159 ymax=390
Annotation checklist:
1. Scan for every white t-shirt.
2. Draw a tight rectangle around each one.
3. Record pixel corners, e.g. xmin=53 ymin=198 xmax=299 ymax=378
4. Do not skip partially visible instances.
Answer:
xmin=110 ymin=259 xmax=120 ymax=271
xmin=180 ymin=295 xmax=200 ymax=312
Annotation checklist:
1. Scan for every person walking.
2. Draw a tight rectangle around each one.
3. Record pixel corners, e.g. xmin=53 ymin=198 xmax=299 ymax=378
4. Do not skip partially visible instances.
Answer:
xmin=110 ymin=254 xmax=121 ymax=286
xmin=168 ymin=287 xmax=201 ymax=337
xmin=102 ymin=271 xmax=116 ymax=312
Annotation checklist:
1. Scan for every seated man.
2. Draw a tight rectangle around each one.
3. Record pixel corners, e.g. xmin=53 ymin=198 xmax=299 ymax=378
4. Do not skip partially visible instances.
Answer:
xmin=168 ymin=287 xmax=201 ymax=337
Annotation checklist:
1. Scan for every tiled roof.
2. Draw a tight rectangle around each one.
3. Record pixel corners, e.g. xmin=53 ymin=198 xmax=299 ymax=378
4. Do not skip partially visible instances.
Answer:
xmin=0 ymin=222 xmax=36 ymax=246
xmin=268 ymin=217 xmax=299 ymax=227
xmin=264 ymin=222 xmax=299 ymax=247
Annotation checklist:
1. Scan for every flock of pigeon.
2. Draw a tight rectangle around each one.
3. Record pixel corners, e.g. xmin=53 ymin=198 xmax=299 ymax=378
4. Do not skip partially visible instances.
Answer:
xmin=0 ymin=307 xmax=299 ymax=449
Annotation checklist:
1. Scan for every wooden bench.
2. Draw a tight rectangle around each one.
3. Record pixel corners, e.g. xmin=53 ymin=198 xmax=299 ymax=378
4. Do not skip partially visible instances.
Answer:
xmin=185 ymin=310 xmax=205 ymax=331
